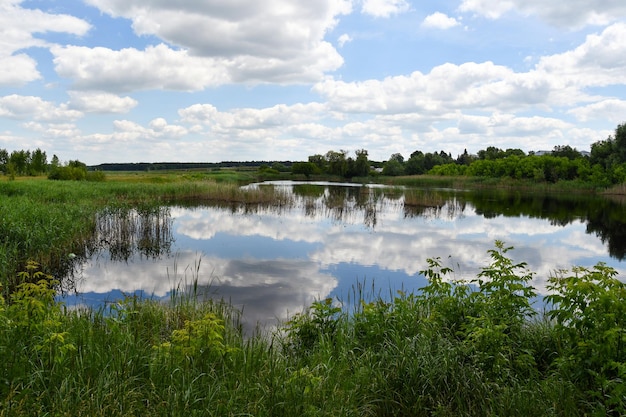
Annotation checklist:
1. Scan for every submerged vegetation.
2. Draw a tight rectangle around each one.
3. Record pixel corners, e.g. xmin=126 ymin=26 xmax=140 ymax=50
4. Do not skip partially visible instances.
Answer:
xmin=0 ymin=243 xmax=624 ymax=416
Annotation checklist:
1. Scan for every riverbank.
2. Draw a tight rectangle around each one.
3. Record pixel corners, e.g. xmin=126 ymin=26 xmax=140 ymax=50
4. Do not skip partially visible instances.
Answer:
xmin=0 ymin=175 xmax=291 ymax=292
xmin=1 ymin=174 xmax=625 ymax=415
xmin=1 ymin=244 xmax=623 ymax=416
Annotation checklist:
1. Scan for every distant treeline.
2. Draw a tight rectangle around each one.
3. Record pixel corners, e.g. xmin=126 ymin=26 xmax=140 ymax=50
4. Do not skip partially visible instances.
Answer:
xmin=89 ymin=161 xmax=294 ymax=171
xmin=299 ymin=122 xmax=626 ymax=187
xmin=3 ymin=121 xmax=625 ymax=188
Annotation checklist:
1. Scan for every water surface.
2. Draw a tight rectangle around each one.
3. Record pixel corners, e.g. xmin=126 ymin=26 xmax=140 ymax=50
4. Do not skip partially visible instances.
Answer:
xmin=63 ymin=181 xmax=626 ymax=331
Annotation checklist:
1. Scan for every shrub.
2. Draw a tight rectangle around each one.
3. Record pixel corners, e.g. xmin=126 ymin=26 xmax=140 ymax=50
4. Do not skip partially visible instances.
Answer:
xmin=547 ymin=264 xmax=626 ymax=414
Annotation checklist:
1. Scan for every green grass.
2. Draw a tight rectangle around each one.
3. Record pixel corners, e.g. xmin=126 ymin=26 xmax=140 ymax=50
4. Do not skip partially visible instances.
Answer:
xmin=382 ymin=174 xmax=601 ymax=194
xmin=0 ymin=176 xmax=292 ymax=295
xmin=1 ymin=244 xmax=624 ymax=416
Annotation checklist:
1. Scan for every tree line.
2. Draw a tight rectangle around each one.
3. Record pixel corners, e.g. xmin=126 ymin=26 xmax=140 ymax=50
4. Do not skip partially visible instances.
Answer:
xmin=0 ymin=148 xmax=102 ymax=181
xmin=298 ymin=122 xmax=626 ymax=187
xmin=3 ymin=122 xmax=625 ymax=186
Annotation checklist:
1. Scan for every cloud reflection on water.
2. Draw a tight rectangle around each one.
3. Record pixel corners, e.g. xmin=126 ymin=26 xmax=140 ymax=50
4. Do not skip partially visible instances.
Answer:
xmin=66 ymin=182 xmax=626 ymax=331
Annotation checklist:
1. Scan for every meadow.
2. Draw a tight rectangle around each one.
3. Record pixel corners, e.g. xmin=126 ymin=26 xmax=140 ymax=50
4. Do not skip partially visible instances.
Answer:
xmin=0 ymin=173 xmax=625 ymax=416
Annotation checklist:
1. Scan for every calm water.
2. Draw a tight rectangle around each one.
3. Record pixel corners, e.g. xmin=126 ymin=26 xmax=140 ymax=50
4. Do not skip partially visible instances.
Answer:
xmin=62 ymin=181 xmax=626 ymax=331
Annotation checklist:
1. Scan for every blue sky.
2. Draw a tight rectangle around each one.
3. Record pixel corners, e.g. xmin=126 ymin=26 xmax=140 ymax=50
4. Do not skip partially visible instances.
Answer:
xmin=2 ymin=0 xmax=626 ymax=165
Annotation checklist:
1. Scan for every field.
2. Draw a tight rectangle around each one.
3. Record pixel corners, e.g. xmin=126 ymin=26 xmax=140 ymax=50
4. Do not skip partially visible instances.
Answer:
xmin=0 ymin=173 xmax=625 ymax=416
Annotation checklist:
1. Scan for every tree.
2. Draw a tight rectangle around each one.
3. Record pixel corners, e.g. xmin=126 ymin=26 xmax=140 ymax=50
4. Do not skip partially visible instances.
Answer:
xmin=456 ymin=149 xmax=474 ymax=166
xmin=353 ymin=149 xmax=370 ymax=177
xmin=308 ymin=154 xmax=326 ymax=172
xmin=614 ymin=122 xmax=626 ymax=164
xmin=325 ymin=150 xmax=348 ymax=177
xmin=30 ymin=148 xmax=48 ymax=174
xmin=48 ymin=159 xmax=88 ymax=181
xmin=292 ymin=162 xmax=318 ymax=179
xmin=405 ymin=152 xmax=426 ymax=175
xmin=477 ymin=146 xmax=505 ymax=160
xmin=9 ymin=150 xmax=30 ymax=175
xmin=590 ymin=122 xmax=626 ymax=170
xmin=389 ymin=153 xmax=404 ymax=164
xmin=0 ymin=148 xmax=8 ymax=173
xmin=552 ymin=145 xmax=582 ymax=160
xmin=382 ymin=159 xmax=404 ymax=176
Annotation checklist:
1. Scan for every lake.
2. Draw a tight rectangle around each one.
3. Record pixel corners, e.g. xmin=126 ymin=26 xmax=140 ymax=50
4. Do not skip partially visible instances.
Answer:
xmin=62 ymin=181 xmax=626 ymax=332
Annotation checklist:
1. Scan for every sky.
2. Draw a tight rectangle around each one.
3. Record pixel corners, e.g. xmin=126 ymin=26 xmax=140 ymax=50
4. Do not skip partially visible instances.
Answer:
xmin=2 ymin=0 xmax=626 ymax=165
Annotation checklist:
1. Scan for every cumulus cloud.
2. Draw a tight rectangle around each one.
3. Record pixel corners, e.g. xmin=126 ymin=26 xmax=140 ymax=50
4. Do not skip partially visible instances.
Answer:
xmin=0 ymin=1 xmax=90 ymax=85
xmin=112 ymin=117 xmax=188 ymax=141
xmin=76 ymin=0 xmax=349 ymax=86
xmin=422 ymin=12 xmax=460 ymax=29
xmin=179 ymin=102 xmax=327 ymax=129
xmin=568 ymin=99 xmax=626 ymax=123
xmin=361 ymin=0 xmax=411 ymax=17
xmin=51 ymin=44 xmax=231 ymax=92
xmin=312 ymin=61 xmax=550 ymax=114
xmin=0 ymin=94 xmax=82 ymax=121
xmin=68 ymin=91 xmax=138 ymax=113
xmin=535 ymin=23 xmax=626 ymax=88
xmin=22 ymin=121 xmax=82 ymax=139
xmin=51 ymin=40 xmax=343 ymax=91
xmin=0 ymin=55 xmax=41 ymax=87
xmin=459 ymin=0 xmax=626 ymax=28
xmin=0 ymin=1 xmax=90 ymax=55
xmin=338 ymin=33 xmax=353 ymax=47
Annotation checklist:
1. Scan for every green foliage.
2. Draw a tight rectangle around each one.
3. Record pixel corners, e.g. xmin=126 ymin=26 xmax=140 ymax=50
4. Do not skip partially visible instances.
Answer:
xmin=291 ymin=161 xmax=320 ymax=178
xmin=48 ymin=160 xmax=89 ymax=181
xmin=153 ymin=312 xmax=234 ymax=364
xmin=546 ymin=264 xmax=626 ymax=414
xmin=283 ymin=297 xmax=342 ymax=356
xmin=464 ymin=241 xmax=538 ymax=378
xmin=2 ymin=261 xmax=76 ymax=394
xmin=2 ymin=236 xmax=626 ymax=415
xmin=382 ymin=158 xmax=405 ymax=176
xmin=417 ymin=257 xmax=471 ymax=336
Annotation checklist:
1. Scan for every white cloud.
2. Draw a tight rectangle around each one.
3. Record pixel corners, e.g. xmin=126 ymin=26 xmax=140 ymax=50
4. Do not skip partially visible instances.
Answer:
xmin=51 ymin=44 xmax=231 ymax=92
xmin=458 ymin=0 xmax=515 ymax=19
xmin=0 ymin=94 xmax=82 ymax=121
xmin=0 ymin=1 xmax=90 ymax=85
xmin=0 ymin=1 xmax=90 ymax=55
xmin=568 ymin=99 xmax=626 ymax=123
xmin=312 ymin=61 xmax=548 ymax=114
xmin=51 ymin=39 xmax=344 ymax=91
xmin=361 ymin=0 xmax=411 ymax=18
xmin=0 ymin=55 xmax=41 ymax=86
xmin=79 ymin=0 xmax=350 ymax=85
xmin=22 ymin=122 xmax=82 ymax=139
xmin=459 ymin=0 xmax=626 ymax=28
xmin=112 ymin=118 xmax=188 ymax=141
xmin=422 ymin=12 xmax=460 ymax=29
xmin=535 ymin=23 xmax=626 ymax=88
xmin=179 ymin=102 xmax=327 ymax=129
xmin=338 ymin=33 xmax=353 ymax=47
xmin=68 ymin=91 xmax=138 ymax=113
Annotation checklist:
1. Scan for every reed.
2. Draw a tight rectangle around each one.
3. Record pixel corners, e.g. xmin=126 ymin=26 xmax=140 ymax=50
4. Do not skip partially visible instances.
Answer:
xmin=3 ymin=245 xmax=613 ymax=416
xmin=0 ymin=177 xmax=291 ymax=293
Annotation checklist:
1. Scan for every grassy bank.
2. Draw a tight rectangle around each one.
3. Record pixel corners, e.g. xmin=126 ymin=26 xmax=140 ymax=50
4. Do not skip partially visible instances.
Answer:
xmin=0 ymin=175 xmax=291 ymax=293
xmin=381 ymin=174 xmax=602 ymax=194
xmin=1 ymin=243 xmax=624 ymax=416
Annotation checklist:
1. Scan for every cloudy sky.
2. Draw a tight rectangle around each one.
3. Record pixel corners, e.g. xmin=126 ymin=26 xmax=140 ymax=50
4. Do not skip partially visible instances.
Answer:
xmin=2 ymin=0 xmax=626 ymax=165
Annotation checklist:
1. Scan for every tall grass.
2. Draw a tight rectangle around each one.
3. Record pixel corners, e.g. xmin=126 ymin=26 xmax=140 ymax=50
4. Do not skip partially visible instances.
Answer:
xmin=0 ymin=178 xmax=291 ymax=296
xmin=2 ymin=243 xmax=623 ymax=416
